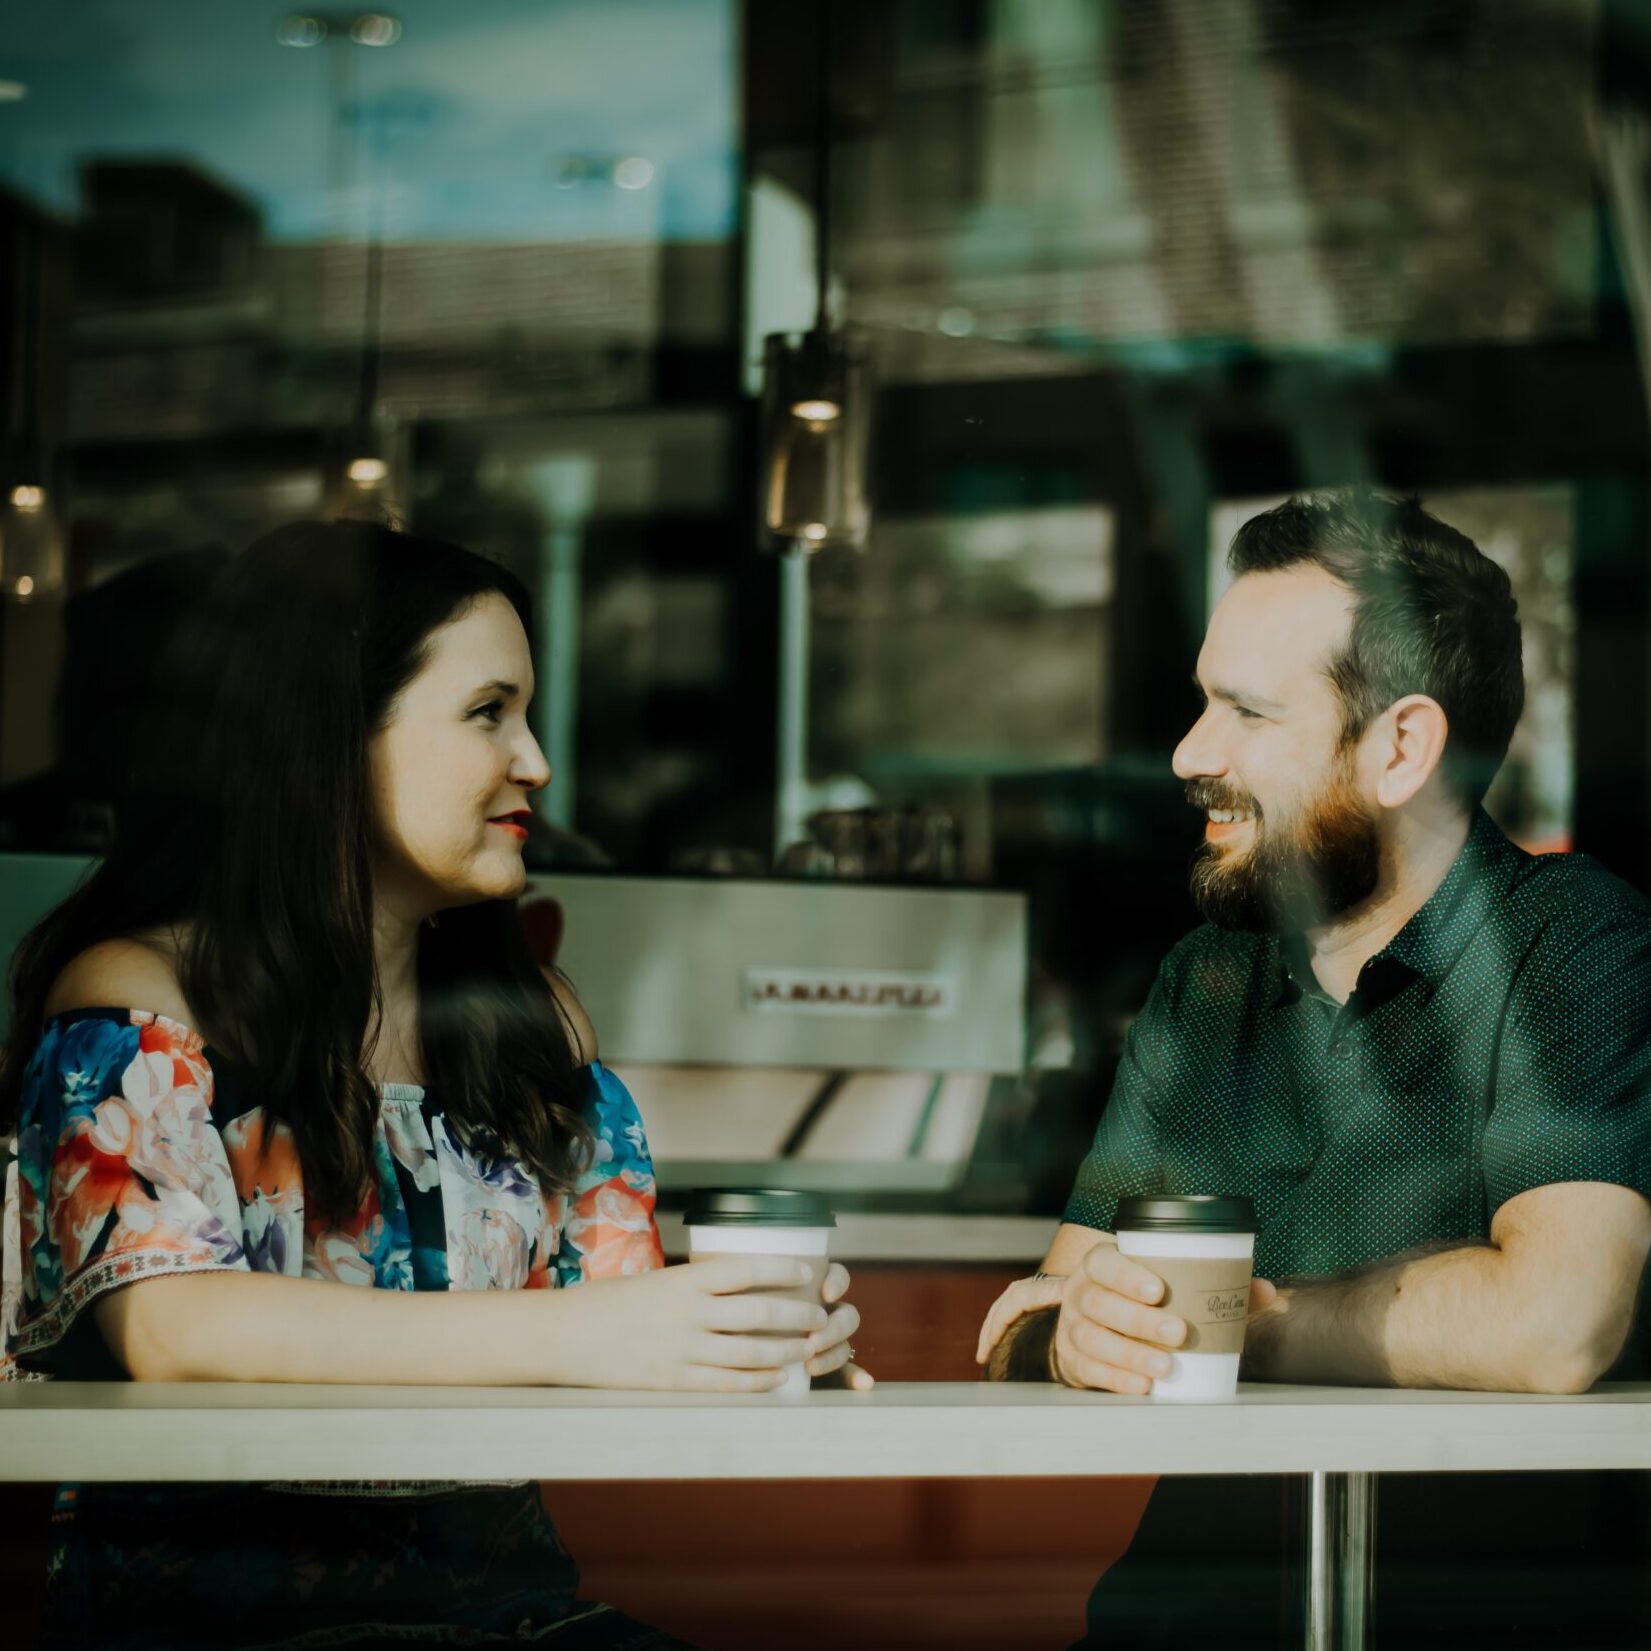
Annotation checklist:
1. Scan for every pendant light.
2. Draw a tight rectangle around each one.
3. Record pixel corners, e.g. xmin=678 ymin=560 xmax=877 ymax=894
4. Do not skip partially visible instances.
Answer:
xmin=324 ymin=144 xmax=402 ymax=521
xmin=0 ymin=473 xmax=66 ymax=601
xmin=285 ymin=12 xmax=406 ymax=521
xmin=757 ymin=0 xmax=870 ymax=552
xmin=1 ymin=214 xmax=65 ymax=601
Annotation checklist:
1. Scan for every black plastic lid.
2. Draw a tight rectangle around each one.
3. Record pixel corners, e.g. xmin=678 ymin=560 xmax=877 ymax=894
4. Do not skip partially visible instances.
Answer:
xmin=682 ymin=1188 xmax=837 ymax=1229
xmin=1114 ymin=1194 xmax=1255 ymax=1234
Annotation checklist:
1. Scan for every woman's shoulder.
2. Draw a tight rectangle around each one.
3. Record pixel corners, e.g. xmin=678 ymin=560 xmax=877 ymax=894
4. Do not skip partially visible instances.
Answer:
xmin=43 ymin=933 xmax=197 ymax=1030
xmin=544 ymin=969 xmax=597 ymax=1065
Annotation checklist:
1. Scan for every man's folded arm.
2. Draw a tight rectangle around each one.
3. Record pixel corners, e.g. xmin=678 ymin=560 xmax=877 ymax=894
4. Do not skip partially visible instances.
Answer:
xmin=1242 ymin=1180 xmax=1651 ymax=1392
xmin=1253 ymin=910 xmax=1651 ymax=1394
xmin=982 ymin=1222 xmax=1109 ymax=1381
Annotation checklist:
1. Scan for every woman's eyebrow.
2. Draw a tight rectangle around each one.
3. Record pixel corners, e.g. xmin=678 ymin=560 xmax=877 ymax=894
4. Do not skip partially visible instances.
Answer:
xmin=468 ymin=678 xmax=520 ymax=700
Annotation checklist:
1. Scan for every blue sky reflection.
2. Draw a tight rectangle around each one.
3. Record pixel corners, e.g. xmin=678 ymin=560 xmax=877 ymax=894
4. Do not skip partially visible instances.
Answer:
xmin=0 ymin=0 xmax=735 ymax=241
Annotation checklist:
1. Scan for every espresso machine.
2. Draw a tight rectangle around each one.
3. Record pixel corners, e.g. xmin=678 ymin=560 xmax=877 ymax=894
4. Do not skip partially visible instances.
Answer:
xmin=521 ymin=871 xmax=1029 ymax=1224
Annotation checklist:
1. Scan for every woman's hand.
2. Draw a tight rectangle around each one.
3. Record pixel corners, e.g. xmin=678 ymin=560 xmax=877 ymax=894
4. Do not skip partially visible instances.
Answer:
xmin=547 ymin=1257 xmax=831 ymax=1391
xmin=975 ymin=1272 xmax=1066 ymax=1367
xmin=805 ymin=1262 xmax=874 ymax=1390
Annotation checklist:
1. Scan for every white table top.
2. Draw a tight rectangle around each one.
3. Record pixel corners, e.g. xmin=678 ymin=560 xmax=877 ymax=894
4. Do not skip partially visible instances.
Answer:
xmin=3 ymin=1381 xmax=1649 ymax=1482
xmin=656 ymin=1211 xmax=1053 ymax=1264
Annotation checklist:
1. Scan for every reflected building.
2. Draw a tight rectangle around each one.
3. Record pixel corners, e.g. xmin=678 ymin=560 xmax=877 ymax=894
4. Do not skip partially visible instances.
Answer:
xmin=37 ymin=151 xmax=749 ymax=867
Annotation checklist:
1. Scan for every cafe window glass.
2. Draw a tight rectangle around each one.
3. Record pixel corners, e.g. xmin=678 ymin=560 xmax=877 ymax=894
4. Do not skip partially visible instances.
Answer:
xmin=0 ymin=0 xmax=742 ymax=867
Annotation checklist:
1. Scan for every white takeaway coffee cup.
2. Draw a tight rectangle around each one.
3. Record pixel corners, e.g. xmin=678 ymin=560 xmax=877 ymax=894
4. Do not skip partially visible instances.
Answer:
xmin=1114 ymin=1194 xmax=1257 ymax=1402
xmin=684 ymin=1188 xmax=835 ymax=1396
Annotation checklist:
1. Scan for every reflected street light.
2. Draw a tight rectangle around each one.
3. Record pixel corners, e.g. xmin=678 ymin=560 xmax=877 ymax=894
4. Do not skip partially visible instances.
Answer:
xmin=612 ymin=155 xmax=655 ymax=191
xmin=279 ymin=10 xmax=406 ymax=520
xmin=552 ymin=153 xmax=657 ymax=192
xmin=277 ymin=12 xmax=401 ymax=48
xmin=349 ymin=13 xmax=401 ymax=46
xmin=275 ymin=11 xmax=403 ymax=209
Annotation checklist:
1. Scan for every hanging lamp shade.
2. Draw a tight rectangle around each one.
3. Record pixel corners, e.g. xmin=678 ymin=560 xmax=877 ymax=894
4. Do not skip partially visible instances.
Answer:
xmin=322 ymin=414 xmax=403 ymax=523
xmin=759 ymin=327 xmax=870 ymax=550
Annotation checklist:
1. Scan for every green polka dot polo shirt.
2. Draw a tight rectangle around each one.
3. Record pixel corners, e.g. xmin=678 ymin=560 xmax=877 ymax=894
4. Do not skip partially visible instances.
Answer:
xmin=1064 ymin=809 xmax=1651 ymax=1371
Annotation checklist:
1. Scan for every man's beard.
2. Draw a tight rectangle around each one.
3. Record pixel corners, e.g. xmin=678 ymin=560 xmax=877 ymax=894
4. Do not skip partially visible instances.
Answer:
xmin=1187 ymin=758 xmax=1382 ymax=933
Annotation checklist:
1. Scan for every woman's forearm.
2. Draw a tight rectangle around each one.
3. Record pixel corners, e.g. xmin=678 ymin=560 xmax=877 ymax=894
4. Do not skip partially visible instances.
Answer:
xmin=95 ymin=1270 xmax=579 ymax=1386
xmin=91 ymin=1251 xmax=832 ymax=1392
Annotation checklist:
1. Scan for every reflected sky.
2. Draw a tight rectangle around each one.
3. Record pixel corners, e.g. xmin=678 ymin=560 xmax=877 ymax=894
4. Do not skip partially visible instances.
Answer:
xmin=0 ymin=0 xmax=735 ymax=241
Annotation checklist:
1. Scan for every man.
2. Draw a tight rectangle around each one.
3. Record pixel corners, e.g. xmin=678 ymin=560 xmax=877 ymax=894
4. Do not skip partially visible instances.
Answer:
xmin=980 ymin=491 xmax=1651 ymax=1648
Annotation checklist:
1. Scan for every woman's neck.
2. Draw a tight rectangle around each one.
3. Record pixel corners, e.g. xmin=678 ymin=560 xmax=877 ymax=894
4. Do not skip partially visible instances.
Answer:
xmin=374 ymin=902 xmax=421 ymax=1004
xmin=367 ymin=893 xmax=427 ymax=1086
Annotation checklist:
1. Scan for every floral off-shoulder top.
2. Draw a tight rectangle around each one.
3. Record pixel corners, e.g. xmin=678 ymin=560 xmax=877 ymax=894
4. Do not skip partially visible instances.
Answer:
xmin=1 ymin=1007 xmax=665 ymax=1382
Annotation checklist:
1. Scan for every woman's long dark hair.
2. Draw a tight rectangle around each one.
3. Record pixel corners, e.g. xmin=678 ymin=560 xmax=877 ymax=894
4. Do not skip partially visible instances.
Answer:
xmin=0 ymin=521 xmax=590 ymax=1223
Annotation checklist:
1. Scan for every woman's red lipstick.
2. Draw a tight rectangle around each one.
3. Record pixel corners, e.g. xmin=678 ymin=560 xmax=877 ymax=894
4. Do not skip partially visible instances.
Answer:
xmin=487 ymin=811 xmax=530 ymax=840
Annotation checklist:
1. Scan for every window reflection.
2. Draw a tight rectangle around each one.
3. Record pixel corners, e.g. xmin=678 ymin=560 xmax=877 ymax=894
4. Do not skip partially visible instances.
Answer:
xmin=0 ymin=0 xmax=741 ymax=867
xmin=1 ymin=2 xmax=1650 ymax=1647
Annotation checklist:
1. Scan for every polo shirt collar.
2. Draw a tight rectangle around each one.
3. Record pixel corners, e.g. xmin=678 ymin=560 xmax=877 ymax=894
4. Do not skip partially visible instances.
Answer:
xmin=1274 ymin=932 xmax=1319 ymax=1006
xmin=1374 ymin=809 xmax=1526 ymax=987
xmin=1272 ymin=809 xmax=1525 ymax=1006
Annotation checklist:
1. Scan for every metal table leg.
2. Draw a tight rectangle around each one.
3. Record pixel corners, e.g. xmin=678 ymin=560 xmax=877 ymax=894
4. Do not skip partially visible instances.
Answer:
xmin=1305 ymin=1470 xmax=1377 ymax=1651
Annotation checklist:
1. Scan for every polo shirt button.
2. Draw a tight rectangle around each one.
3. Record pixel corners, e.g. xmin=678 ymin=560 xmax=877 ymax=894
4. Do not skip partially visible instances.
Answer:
xmin=1335 ymin=1041 xmax=1354 ymax=1059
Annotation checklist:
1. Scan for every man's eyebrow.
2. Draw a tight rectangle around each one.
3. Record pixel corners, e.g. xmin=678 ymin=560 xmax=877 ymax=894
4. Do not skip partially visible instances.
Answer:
xmin=1192 ymin=673 xmax=1284 ymax=714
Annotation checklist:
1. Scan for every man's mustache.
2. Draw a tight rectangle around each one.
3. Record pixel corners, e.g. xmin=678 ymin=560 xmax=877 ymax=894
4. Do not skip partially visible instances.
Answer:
xmin=1185 ymin=779 xmax=1263 ymax=819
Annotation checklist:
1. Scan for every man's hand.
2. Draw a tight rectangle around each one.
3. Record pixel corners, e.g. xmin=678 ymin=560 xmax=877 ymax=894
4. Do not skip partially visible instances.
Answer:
xmin=1051 ymin=1240 xmax=1278 ymax=1393
xmin=978 ymin=1225 xmax=1276 ymax=1390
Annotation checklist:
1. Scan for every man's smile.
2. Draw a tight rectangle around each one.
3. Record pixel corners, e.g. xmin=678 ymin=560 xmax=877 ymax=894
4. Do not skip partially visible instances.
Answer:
xmin=1198 ymin=800 xmax=1259 ymax=843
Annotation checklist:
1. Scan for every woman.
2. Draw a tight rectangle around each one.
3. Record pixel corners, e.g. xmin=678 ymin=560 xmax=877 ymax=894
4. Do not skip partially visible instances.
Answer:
xmin=0 ymin=521 xmax=865 ymax=1649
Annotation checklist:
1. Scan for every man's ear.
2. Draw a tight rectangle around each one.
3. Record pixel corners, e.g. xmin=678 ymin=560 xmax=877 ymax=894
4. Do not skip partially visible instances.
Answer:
xmin=1371 ymin=694 xmax=1450 ymax=808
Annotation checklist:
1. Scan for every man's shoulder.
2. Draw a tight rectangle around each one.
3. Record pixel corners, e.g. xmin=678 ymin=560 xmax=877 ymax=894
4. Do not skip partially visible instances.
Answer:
xmin=1162 ymin=921 xmax=1271 ymax=963
xmin=1153 ymin=922 xmax=1274 ymax=1005
xmin=1507 ymin=847 xmax=1651 ymax=945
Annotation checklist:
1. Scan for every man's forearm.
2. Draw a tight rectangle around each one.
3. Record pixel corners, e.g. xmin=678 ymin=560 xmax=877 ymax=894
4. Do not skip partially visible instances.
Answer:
xmin=1242 ymin=1237 xmax=1624 ymax=1392
xmin=1240 ymin=1267 xmax=1399 ymax=1386
xmin=986 ymin=1304 xmax=1060 ymax=1382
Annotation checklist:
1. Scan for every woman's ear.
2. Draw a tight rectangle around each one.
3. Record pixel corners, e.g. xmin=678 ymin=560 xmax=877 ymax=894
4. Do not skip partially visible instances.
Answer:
xmin=1372 ymin=694 xmax=1450 ymax=809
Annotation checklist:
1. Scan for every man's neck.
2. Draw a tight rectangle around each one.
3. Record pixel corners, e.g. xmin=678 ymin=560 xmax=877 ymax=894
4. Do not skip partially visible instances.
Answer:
xmin=1302 ymin=808 xmax=1473 ymax=1003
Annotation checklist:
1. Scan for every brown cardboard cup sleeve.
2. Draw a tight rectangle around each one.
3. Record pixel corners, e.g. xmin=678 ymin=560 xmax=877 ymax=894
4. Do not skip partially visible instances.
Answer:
xmin=1135 ymin=1256 xmax=1254 ymax=1354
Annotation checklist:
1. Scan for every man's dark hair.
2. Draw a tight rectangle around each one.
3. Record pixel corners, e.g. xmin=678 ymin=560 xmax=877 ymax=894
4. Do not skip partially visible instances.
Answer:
xmin=1228 ymin=489 xmax=1524 ymax=808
